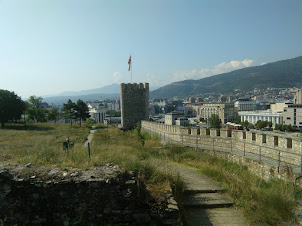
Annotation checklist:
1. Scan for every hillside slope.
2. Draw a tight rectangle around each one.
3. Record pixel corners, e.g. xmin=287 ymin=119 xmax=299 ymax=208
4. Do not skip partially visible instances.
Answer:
xmin=151 ymin=56 xmax=302 ymax=98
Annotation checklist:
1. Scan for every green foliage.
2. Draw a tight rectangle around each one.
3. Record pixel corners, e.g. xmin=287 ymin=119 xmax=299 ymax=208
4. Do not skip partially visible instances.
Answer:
xmin=75 ymin=99 xmax=90 ymax=127
xmin=233 ymin=117 xmax=241 ymax=124
xmin=26 ymin=96 xmax=48 ymax=122
xmin=62 ymin=99 xmax=77 ymax=126
xmin=275 ymin=123 xmax=295 ymax=132
xmin=255 ymin=120 xmax=272 ymax=129
xmin=0 ymin=90 xmax=25 ymax=127
xmin=47 ymin=107 xmax=60 ymax=123
xmin=209 ymin=114 xmax=221 ymax=128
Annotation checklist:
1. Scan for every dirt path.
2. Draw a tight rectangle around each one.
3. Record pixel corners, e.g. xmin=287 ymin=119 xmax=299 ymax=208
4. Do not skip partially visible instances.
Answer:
xmin=169 ymin=163 xmax=248 ymax=226
xmin=83 ymin=126 xmax=96 ymax=147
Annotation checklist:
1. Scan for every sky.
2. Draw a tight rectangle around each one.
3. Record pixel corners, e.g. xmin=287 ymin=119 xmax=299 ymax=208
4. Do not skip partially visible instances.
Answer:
xmin=1 ymin=0 xmax=302 ymax=98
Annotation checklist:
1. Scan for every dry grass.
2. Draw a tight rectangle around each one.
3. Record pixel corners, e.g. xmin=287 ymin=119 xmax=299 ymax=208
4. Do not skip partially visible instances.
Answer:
xmin=1 ymin=123 xmax=296 ymax=224
xmin=0 ymin=123 xmax=181 ymax=208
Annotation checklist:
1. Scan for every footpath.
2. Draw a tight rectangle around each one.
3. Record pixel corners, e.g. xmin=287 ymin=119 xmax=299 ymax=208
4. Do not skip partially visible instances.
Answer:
xmin=83 ymin=126 xmax=96 ymax=147
xmin=169 ymin=163 xmax=248 ymax=226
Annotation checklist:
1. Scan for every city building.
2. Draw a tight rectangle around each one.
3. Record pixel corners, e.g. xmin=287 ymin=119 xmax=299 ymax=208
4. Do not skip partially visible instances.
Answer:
xmin=234 ymin=99 xmax=257 ymax=111
xmin=165 ymin=111 xmax=183 ymax=125
xmin=282 ymin=104 xmax=302 ymax=129
xmin=196 ymin=103 xmax=238 ymax=124
xmin=238 ymin=110 xmax=283 ymax=127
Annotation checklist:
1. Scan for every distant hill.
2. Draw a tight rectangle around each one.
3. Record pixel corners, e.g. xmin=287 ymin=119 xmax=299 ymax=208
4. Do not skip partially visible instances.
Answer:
xmin=150 ymin=56 xmax=302 ymax=98
xmin=43 ymin=83 xmax=160 ymax=105
xmin=43 ymin=93 xmax=120 ymax=106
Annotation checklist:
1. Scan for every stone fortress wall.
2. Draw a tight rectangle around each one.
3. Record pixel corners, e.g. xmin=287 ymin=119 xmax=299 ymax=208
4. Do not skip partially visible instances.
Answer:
xmin=141 ymin=121 xmax=302 ymax=180
xmin=120 ymin=83 xmax=149 ymax=130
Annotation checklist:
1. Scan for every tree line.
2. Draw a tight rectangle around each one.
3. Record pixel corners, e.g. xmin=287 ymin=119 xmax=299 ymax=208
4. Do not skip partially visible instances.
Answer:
xmin=0 ymin=90 xmax=90 ymax=127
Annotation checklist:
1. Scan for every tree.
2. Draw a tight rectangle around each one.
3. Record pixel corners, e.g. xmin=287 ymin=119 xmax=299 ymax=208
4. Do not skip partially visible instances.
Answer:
xmin=209 ymin=114 xmax=221 ymax=128
xmin=0 ymin=90 xmax=25 ymax=127
xmin=75 ymin=99 xmax=90 ymax=127
xmin=62 ymin=99 xmax=77 ymax=126
xmin=241 ymin=120 xmax=249 ymax=128
xmin=26 ymin=96 xmax=48 ymax=122
xmin=47 ymin=107 xmax=60 ymax=123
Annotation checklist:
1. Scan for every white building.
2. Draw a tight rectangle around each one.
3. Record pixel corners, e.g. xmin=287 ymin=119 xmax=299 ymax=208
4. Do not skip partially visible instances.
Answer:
xmin=88 ymin=103 xmax=107 ymax=123
xmin=239 ymin=110 xmax=283 ymax=127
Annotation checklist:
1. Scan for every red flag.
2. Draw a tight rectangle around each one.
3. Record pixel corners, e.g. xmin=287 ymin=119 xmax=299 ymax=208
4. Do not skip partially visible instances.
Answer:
xmin=128 ymin=55 xmax=131 ymax=71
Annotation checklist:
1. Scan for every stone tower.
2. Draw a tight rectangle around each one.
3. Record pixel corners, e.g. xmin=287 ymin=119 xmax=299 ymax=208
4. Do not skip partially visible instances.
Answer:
xmin=120 ymin=83 xmax=149 ymax=130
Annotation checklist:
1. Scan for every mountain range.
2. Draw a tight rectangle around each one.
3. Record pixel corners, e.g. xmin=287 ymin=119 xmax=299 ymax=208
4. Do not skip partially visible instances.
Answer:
xmin=150 ymin=56 xmax=302 ymax=98
xmin=43 ymin=83 xmax=160 ymax=105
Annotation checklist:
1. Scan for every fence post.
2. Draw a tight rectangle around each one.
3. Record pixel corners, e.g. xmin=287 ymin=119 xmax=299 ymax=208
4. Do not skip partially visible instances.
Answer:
xmin=212 ymin=137 xmax=214 ymax=151
xmin=88 ymin=142 xmax=91 ymax=160
xmin=278 ymin=151 xmax=281 ymax=173
xmin=230 ymin=139 xmax=232 ymax=152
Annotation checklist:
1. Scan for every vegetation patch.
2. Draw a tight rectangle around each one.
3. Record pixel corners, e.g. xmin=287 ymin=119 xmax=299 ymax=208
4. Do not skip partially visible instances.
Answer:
xmin=161 ymin=144 xmax=297 ymax=225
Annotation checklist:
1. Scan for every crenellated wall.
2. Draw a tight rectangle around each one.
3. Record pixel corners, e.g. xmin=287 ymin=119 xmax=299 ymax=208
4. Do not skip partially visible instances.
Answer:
xmin=141 ymin=121 xmax=302 ymax=180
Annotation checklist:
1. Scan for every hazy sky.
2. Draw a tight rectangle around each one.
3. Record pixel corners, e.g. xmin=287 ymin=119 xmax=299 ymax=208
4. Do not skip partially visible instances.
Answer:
xmin=1 ymin=0 xmax=302 ymax=98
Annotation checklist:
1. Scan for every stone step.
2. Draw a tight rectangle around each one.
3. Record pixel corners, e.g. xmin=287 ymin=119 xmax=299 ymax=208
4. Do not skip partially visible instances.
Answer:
xmin=184 ymin=188 xmax=224 ymax=194
xmin=185 ymin=207 xmax=248 ymax=226
xmin=183 ymin=193 xmax=233 ymax=208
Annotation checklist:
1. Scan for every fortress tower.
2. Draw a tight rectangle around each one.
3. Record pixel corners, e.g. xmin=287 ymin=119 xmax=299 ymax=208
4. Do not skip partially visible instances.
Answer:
xmin=120 ymin=83 xmax=149 ymax=130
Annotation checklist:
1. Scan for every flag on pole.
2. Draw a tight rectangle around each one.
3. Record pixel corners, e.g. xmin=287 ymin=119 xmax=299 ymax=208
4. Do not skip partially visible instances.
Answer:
xmin=128 ymin=55 xmax=131 ymax=71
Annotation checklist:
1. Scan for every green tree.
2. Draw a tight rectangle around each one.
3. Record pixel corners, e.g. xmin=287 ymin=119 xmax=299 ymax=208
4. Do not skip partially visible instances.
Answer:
xmin=0 ymin=90 xmax=25 ymax=127
xmin=62 ymin=99 xmax=77 ymax=126
xmin=241 ymin=120 xmax=249 ymax=128
xmin=47 ymin=107 xmax=60 ymax=123
xmin=233 ymin=116 xmax=241 ymax=124
xmin=26 ymin=96 xmax=48 ymax=122
xmin=75 ymin=99 xmax=90 ymax=127
xmin=209 ymin=114 xmax=221 ymax=128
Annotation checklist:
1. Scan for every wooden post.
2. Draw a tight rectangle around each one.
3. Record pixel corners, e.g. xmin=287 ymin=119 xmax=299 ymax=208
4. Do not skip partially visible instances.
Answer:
xmin=88 ymin=142 xmax=91 ymax=160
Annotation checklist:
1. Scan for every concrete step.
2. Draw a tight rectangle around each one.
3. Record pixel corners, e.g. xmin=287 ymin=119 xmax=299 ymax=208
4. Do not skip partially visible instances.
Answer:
xmin=183 ymin=193 xmax=233 ymax=208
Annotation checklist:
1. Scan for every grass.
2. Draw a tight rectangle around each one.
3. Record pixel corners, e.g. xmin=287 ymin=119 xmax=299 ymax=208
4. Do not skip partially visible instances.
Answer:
xmin=0 ymin=123 xmax=183 ymax=209
xmin=0 ymin=123 xmax=297 ymax=224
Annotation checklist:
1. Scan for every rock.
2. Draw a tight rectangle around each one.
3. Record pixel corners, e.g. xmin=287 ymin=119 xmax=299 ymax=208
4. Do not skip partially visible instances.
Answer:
xmin=48 ymin=169 xmax=59 ymax=175
xmin=25 ymin=163 xmax=32 ymax=168
xmin=71 ymin=172 xmax=79 ymax=177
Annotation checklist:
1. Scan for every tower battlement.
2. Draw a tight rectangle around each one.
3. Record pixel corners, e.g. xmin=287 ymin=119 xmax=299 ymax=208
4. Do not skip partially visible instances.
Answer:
xmin=120 ymin=83 xmax=149 ymax=90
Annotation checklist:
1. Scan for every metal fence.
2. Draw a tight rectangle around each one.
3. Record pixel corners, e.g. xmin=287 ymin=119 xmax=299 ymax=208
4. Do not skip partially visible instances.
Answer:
xmin=142 ymin=127 xmax=302 ymax=175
